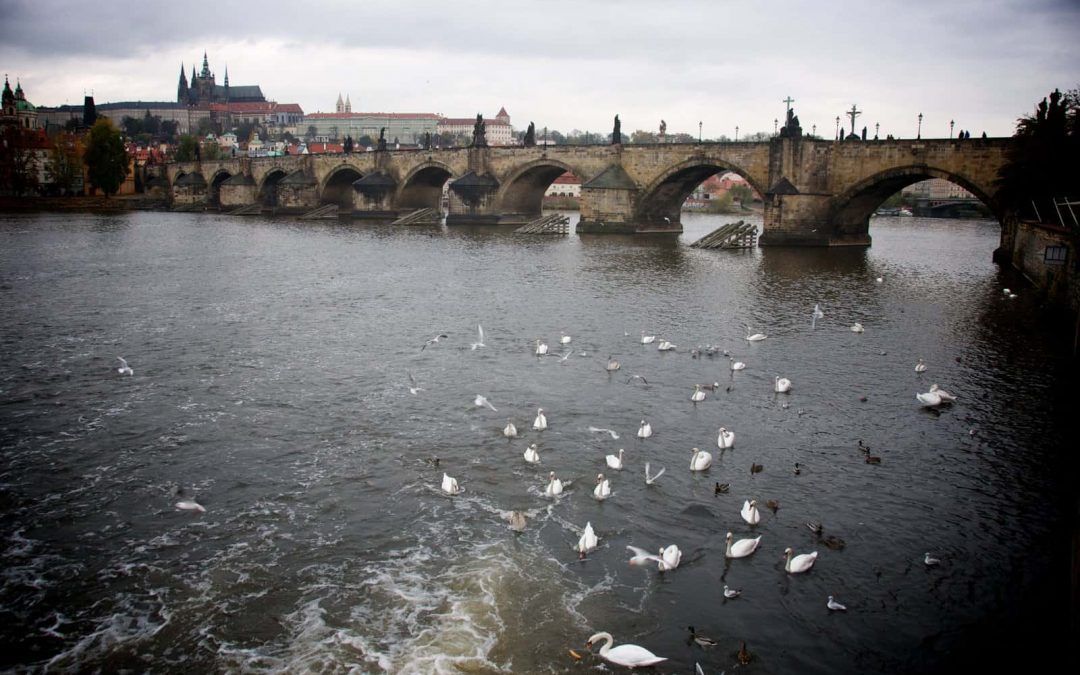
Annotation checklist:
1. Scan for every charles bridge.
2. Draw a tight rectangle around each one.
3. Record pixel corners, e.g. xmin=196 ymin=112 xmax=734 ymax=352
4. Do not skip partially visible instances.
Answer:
xmin=164 ymin=135 xmax=1012 ymax=247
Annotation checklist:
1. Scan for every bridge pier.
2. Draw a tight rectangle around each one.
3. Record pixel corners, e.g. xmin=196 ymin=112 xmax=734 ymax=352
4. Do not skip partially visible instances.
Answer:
xmin=759 ymin=193 xmax=871 ymax=247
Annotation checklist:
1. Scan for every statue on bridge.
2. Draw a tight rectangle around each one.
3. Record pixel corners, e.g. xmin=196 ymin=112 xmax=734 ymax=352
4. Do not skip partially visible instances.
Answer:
xmin=523 ymin=122 xmax=536 ymax=147
xmin=377 ymin=127 xmax=387 ymax=152
xmin=612 ymin=114 xmax=621 ymax=145
xmin=779 ymin=107 xmax=802 ymax=139
xmin=423 ymin=132 xmax=432 ymax=150
xmin=659 ymin=119 xmax=667 ymax=136
xmin=471 ymin=113 xmax=488 ymax=148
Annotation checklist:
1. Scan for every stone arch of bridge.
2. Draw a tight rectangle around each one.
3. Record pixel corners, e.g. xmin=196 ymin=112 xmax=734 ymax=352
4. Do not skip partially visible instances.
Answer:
xmin=258 ymin=168 xmax=288 ymax=207
xmin=320 ymin=165 xmax=365 ymax=209
xmin=636 ymin=159 xmax=767 ymax=225
xmin=209 ymin=169 xmax=232 ymax=207
xmin=495 ymin=158 xmax=578 ymax=216
xmin=829 ymin=165 xmax=1001 ymax=238
xmin=398 ymin=162 xmax=456 ymax=209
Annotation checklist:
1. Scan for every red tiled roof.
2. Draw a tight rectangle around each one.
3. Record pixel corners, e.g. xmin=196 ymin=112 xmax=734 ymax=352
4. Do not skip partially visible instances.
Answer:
xmin=496 ymin=107 xmax=509 ymax=117
xmin=552 ymin=172 xmax=580 ymax=184
xmin=275 ymin=103 xmax=304 ymax=114
xmin=439 ymin=118 xmax=510 ymax=126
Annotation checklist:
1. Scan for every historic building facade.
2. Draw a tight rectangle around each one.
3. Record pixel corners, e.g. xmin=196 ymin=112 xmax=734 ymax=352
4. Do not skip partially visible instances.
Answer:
xmin=177 ymin=53 xmax=266 ymax=106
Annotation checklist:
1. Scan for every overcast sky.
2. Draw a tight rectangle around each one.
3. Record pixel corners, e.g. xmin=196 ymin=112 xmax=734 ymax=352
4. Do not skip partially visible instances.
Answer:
xmin=2 ymin=0 xmax=1077 ymax=138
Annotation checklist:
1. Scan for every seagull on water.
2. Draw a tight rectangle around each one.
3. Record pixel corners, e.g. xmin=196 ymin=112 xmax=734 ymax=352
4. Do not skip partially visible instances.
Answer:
xmin=421 ymin=333 xmax=448 ymax=351
xmin=644 ymin=462 xmax=666 ymax=485
xmin=827 ymin=596 xmax=848 ymax=611
xmin=470 ymin=324 xmax=486 ymax=350
xmin=723 ymin=584 xmax=742 ymax=599
xmin=175 ymin=499 xmax=205 ymax=513
xmin=589 ymin=426 xmax=619 ymax=439
xmin=626 ymin=374 xmax=649 ymax=386
xmin=407 ymin=371 xmax=424 ymax=395
xmin=474 ymin=394 xmax=498 ymax=412
xmin=924 ymin=552 xmax=941 ymax=567
xmin=116 ymin=357 xmax=133 ymax=376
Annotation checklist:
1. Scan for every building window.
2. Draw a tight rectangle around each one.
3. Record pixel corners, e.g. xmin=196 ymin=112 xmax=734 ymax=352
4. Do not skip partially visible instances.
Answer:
xmin=1044 ymin=245 xmax=1067 ymax=266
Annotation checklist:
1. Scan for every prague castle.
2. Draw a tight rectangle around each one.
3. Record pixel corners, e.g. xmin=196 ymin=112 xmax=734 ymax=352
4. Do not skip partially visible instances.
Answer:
xmin=176 ymin=53 xmax=266 ymax=106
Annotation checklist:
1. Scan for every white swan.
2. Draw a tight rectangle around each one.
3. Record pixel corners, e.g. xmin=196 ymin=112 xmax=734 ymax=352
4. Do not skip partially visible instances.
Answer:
xmin=577 ymin=521 xmax=598 ymax=553
xmin=605 ymin=356 xmax=620 ymax=371
xmin=441 ymin=473 xmax=461 ymax=495
xmin=730 ymin=357 xmax=746 ymax=371
xmin=658 ymin=544 xmax=681 ymax=571
xmin=741 ymin=499 xmax=760 ymax=525
xmin=774 ymin=376 xmax=792 ymax=393
xmin=605 ymin=448 xmax=625 ymax=470
xmin=503 ymin=419 xmax=518 ymax=438
xmin=690 ymin=447 xmax=712 ymax=471
xmin=812 ymin=303 xmax=824 ymax=329
xmin=745 ymin=325 xmax=767 ymax=341
xmin=523 ymin=443 xmax=540 ymax=464
xmin=928 ymin=383 xmax=957 ymax=402
xmin=585 ymin=632 xmax=667 ymax=669
xmin=116 ymin=356 xmax=134 ymax=376
xmin=560 ymin=334 xmax=572 ymax=345
xmin=637 ymin=420 xmax=652 ymax=439
xmin=535 ymin=339 xmax=548 ymax=356
xmin=916 ymin=390 xmax=943 ymax=407
xmin=725 ymin=531 xmax=761 ymax=558
xmin=657 ymin=340 xmax=676 ymax=351
xmin=717 ymin=427 xmax=735 ymax=449
xmin=644 ymin=462 xmax=665 ymax=485
xmin=544 ymin=471 xmax=564 ymax=497
xmin=690 ymin=384 xmax=706 ymax=402
xmin=915 ymin=359 xmax=927 ymax=373
xmin=532 ymin=408 xmax=547 ymax=430
xmin=593 ymin=473 xmax=611 ymax=500
xmin=784 ymin=547 xmax=818 ymax=573
xmin=641 ymin=332 xmax=656 ymax=344
xmin=851 ymin=322 xmax=864 ymax=333
xmin=508 ymin=511 xmax=527 ymax=532
xmin=175 ymin=500 xmax=205 ymax=513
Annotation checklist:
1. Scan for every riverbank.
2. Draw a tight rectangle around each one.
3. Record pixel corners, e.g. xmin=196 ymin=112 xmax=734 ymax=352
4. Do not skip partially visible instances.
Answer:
xmin=0 ymin=195 xmax=167 ymax=212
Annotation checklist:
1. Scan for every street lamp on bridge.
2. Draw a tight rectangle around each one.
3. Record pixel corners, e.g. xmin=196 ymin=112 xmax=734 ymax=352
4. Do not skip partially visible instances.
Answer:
xmin=875 ymin=122 xmax=879 ymax=139
xmin=917 ymin=112 xmax=923 ymax=139
xmin=835 ymin=116 xmax=840 ymax=140
xmin=699 ymin=121 xmax=702 ymax=143
xmin=950 ymin=119 xmax=955 ymax=138
xmin=735 ymin=125 xmax=739 ymax=142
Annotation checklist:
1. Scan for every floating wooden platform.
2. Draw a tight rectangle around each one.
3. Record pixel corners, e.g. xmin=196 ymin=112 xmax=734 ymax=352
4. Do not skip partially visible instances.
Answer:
xmin=390 ymin=207 xmax=442 ymax=226
xmin=172 ymin=202 xmax=207 ymax=213
xmin=299 ymin=204 xmax=339 ymax=220
xmin=227 ymin=204 xmax=265 ymax=216
xmin=689 ymin=220 xmax=757 ymax=249
xmin=514 ymin=213 xmax=571 ymax=235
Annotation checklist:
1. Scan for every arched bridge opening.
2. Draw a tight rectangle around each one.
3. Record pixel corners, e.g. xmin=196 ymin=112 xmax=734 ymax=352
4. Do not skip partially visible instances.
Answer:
xmin=209 ymin=170 xmax=232 ymax=207
xmin=636 ymin=162 xmax=766 ymax=227
xmin=259 ymin=169 xmax=287 ymax=208
xmin=322 ymin=167 xmax=364 ymax=210
xmin=829 ymin=167 xmax=1001 ymax=241
xmin=498 ymin=162 xmax=575 ymax=218
xmin=399 ymin=165 xmax=453 ymax=210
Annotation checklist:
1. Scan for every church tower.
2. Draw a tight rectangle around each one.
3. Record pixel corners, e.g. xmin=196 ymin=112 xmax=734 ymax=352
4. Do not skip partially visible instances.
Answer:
xmin=177 ymin=63 xmax=188 ymax=103
xmin=336 ymin=93 xmax=344 ymax=114
xmin=345 ymin=94 xmax=352 ymax=113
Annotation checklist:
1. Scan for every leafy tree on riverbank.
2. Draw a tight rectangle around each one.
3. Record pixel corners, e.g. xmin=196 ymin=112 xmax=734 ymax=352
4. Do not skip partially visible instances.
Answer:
xmin=83 ymin=118 xmax=128 ymax=196
xmin=995 ymin=87 xmax=1079 ymax=222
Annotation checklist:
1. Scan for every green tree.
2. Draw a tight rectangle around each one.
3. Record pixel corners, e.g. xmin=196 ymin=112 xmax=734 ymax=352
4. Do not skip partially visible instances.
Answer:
xmin=83 ymin=118 xmax=128 ymax=196
xmin=630 ymin=130 xmax=658 ymax=144
xmin=996 ymin=87 xmax=1079 ymax=221
xmin=46 ymin=134 xmax=82 ymax=194
xmin=0 ymin=126 xmax=39 ymax=196
xmin=200 ymin=140 xmax=224 ymax=161
xmin=729 ymin=184 xmax=754 ymax=208
xmin=174 ymin=135 xmax=198 ymax=162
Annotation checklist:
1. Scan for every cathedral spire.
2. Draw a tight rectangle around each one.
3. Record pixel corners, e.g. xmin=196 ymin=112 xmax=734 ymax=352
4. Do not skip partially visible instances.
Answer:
xmin=223 ymin=65 xmax=229 ymax=87
xmin=200 ymin=52 xmax=210 ymax=78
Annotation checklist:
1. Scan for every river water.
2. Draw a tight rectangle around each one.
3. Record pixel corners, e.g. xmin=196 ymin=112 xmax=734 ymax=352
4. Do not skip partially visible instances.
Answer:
xmin=0 ymin=210 xmax=1074 ymax=674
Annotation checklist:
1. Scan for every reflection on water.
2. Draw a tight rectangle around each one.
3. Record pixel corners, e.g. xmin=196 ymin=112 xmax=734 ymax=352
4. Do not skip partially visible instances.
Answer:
xmin=0 ymin=211 xmax=1073 ymax=674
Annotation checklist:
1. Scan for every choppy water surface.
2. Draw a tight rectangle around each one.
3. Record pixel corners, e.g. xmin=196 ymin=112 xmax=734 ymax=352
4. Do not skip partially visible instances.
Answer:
xmin=0 ymin=210 xmax=1074 ymax=673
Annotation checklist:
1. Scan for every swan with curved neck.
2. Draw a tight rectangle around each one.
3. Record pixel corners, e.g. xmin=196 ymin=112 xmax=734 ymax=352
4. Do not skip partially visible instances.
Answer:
xmin=605 ymin=448 xmax=624 ymax=470
xmin=774 ymin=376 xmax=792 ymax=393
xmin=593 ymin=473 xmax=611 ymax=500
xmin=523 ymin=443 xmax=540 ymax=464
xmin=784 ymin=547 xmax=818 ymax=573
xmin=690 ymin=447 xmax=712 ymax=471
xmin=637 ymin=420 xmax=652 ymax=438
xmin=585 ymin=632 xmax=667 ymax=668
xmin=545 ymin=471 xmax=563 ymax=497
xmin=741 ymin=499 xmax=760 ymax=525
xmin=725 ymin=531 xmax=761 ymax=558
xmin=532 ymin=408 xmax=547 ymax=430
xmin=717 ymin=427 xmax=735 ymax=449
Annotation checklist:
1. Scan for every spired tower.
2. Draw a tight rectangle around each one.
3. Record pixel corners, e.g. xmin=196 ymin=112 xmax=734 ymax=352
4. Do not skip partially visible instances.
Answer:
xmin=177 ymin=63 xmax=188 ymax=103
xmin=336 ymin=93 xmax=344 ymax=113
xmin=194 ymin=52 xmax=216 ymax=104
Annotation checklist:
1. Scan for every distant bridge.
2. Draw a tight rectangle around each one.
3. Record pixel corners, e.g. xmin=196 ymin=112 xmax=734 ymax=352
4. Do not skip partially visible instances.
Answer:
xmin=164 ymin=136 xmax=1012 ymax=247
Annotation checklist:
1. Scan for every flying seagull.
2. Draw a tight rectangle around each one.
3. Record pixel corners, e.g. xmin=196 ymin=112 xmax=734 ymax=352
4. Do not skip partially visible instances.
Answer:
xmin=421 ymin=333 xmax=449 ymax=351
xmin=474 ymin=394 xmax=498 ymax=412
xmin=470 ymin=325 xmax=485 ymax=350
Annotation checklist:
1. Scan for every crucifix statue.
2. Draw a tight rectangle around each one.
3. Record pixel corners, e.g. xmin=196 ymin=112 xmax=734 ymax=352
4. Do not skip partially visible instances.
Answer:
xmin=783 ymin=96 xmax=795 ymax=113
xmin=846 ymin=104 xmax=862 ymax=136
